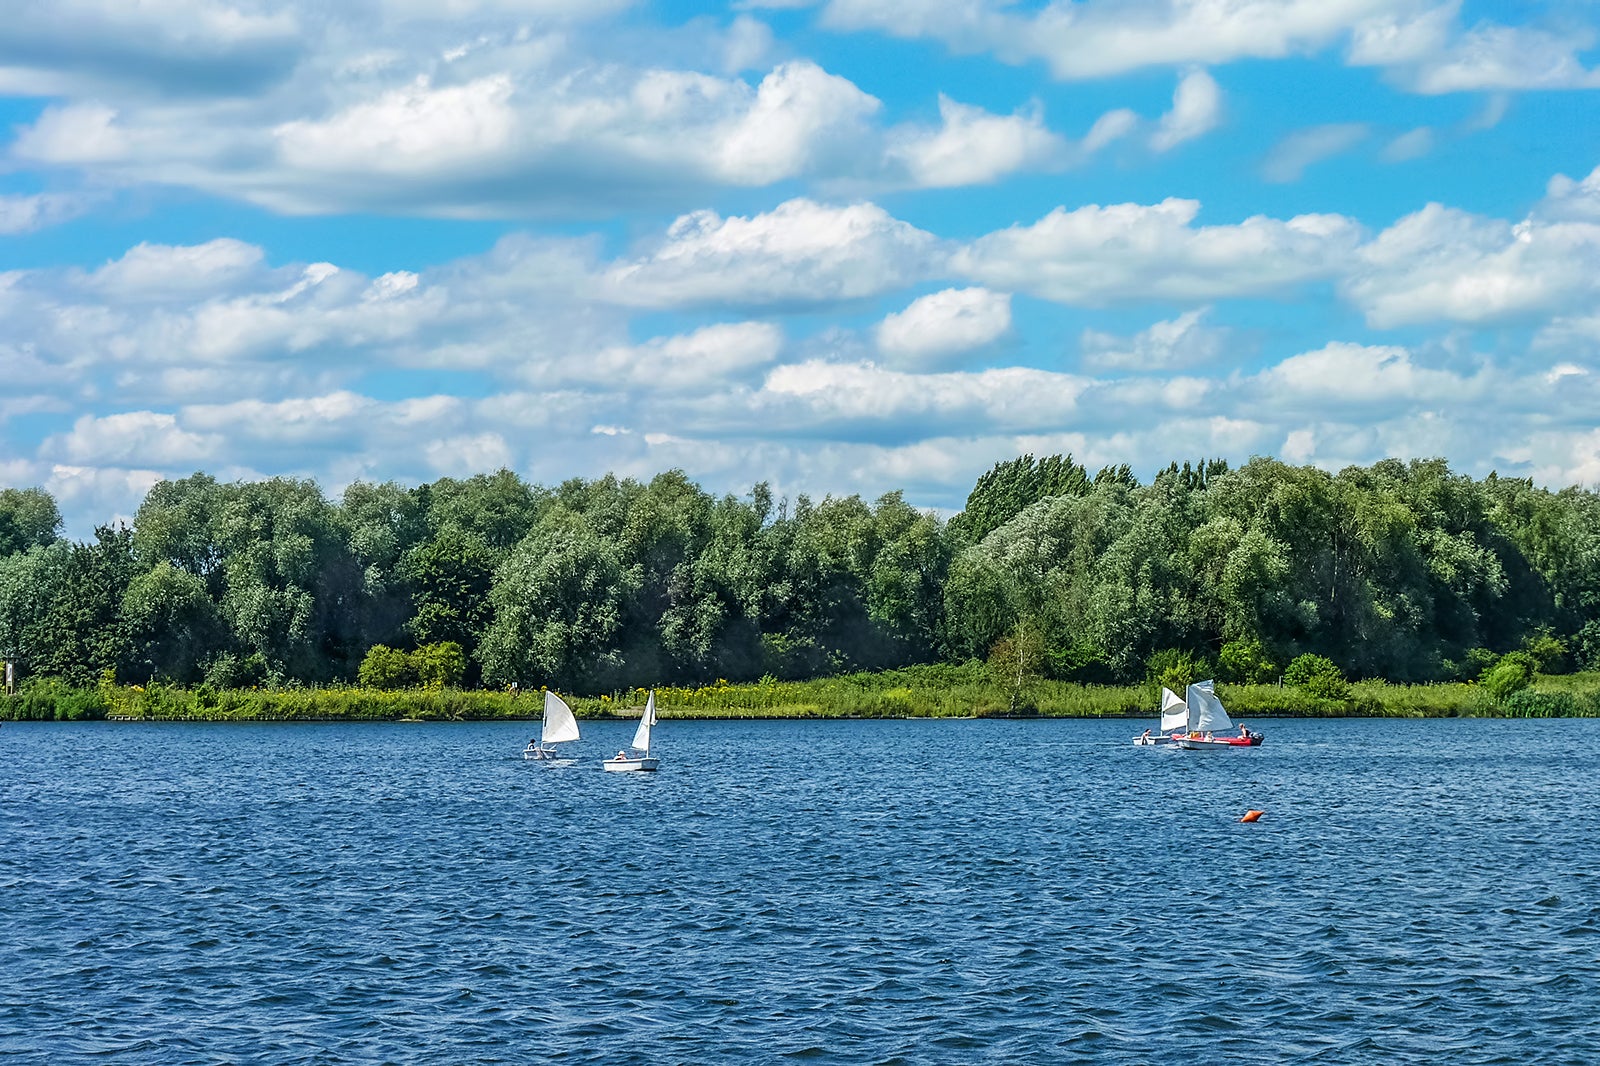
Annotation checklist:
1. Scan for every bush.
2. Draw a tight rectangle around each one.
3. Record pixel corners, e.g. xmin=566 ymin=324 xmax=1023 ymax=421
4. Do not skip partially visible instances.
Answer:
xmin=1283 ymin=653 xmax=1349 ymax=700
xmin=413 ymin=642 xmax=467 ymax=689
xmin=1217 ymin=639 xmax=1278 ymax=685
xmin=1523 ymin=632 xmax=1570 ymax=675
xmin=1482 ymin=652 xmax=1535 ymax=702
xmin=358 ymin=645 xmax=416 ymax=689
xmin=1462 ymin=647 xmax=1499 ymax=681
xmin=1144 ymin=648 xmax=1209 ymax=695
xmin=205 ymin=652 xmax=268 ymax=689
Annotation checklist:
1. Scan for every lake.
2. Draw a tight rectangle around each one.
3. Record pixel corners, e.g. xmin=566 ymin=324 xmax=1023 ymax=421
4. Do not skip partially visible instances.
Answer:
xmin=3 ymin=717 xmax=1599 ymax=1064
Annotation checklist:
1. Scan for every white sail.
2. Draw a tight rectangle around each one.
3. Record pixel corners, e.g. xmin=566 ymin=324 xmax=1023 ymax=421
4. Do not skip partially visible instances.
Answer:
xmin=1159 ymin=687 xmax=1189 ymax=733
xmin=1185 ymin=679 xmax=1233 ymax=732
xmin=630 ymin=690 xmax=656 ymax=753
xmin=541 ymin=691 xmax=580 ymax=744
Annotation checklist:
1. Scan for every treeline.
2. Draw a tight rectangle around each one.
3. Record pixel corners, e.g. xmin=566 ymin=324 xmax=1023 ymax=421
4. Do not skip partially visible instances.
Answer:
xmin=0 ymin=454 xmax=1596 ymax=693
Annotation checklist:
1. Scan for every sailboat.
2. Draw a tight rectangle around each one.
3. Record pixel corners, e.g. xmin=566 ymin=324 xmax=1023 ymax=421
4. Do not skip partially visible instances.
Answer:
xmin=524 ymin=691 xmax=581 ymax=761
xmin=1174 ymin=680 xmax=1263 ymax=749
xmin=603 ymin=690 xmax=660 ymax=772
xmin=1133 ymin=687 xmax=1189 ymax=745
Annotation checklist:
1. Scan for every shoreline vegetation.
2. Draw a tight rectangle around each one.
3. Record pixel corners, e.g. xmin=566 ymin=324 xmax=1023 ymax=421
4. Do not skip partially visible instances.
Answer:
xmin=5 ymin=664 xmax=1599 ymax=723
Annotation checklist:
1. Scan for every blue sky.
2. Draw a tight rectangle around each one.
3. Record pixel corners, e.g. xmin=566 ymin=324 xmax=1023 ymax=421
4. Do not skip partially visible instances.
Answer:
xmin=3 ymin=0 xmax=1600 ymax=534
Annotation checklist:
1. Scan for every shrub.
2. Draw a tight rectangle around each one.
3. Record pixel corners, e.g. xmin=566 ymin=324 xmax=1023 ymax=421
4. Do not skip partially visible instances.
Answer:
xmin=1482 ymin=651 xmax=1535 ymax=702
xmin=1283 ymin=653 xmax=1349 ymax=700
xmin=1217 ymin=639 xmax=1278 ymax=685
xmin=413 ymin=641 xmax=466 ymax=689
xmin=358 ymin=645 xmax=416 ymax=689
xmin=1462 ymin=647 xmax=1499 ymax=681
xmin=1145 ymin=648 xmax=1209 ymax=695
xmin=1522 ymin=632 xmax=1570 ymax=675
xmin=205 ymin=652 xmax=269 ymax=689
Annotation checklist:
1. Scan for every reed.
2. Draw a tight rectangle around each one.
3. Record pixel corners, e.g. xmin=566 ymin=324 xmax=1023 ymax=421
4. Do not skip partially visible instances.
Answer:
xmin=3 ymin=667 xmax=1599 ymax=721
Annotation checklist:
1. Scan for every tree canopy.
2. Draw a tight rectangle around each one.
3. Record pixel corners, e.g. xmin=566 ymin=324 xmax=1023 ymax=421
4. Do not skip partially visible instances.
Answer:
xmin=1 ymin=456 xmax=1596 ymax=691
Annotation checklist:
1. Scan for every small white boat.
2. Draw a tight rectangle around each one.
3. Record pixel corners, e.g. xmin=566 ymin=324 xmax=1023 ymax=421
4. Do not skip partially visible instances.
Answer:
xmin=524 ymin=691 xmax=580 ymax=761
xmin=1133 ymin=687 xmax=1189 ymax=745
xmin=603 ymin=691 xmax=660 ymax=772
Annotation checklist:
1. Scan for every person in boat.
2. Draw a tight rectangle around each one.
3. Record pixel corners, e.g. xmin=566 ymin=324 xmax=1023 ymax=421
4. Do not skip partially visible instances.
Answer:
xmin=1141 ymin=728 xmax=1152 ymax=741
xmin=1204 ymin=731 xmax=1214 ymax=740
xmin=1238 ymin=723 xmax=1251 ymax=739
xmin=615 ymin=750 xmax=627 ymax=761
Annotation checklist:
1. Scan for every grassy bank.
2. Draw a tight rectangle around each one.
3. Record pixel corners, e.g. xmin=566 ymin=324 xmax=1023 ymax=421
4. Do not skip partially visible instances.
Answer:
xmin=4 ymin=663 xmax=1600 ymax=721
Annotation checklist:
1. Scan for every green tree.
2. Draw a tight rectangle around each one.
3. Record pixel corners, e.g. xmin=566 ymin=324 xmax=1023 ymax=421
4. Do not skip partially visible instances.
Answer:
xmin=1283 ymin=653 xmax=1349 ymax=699
xmin=123 ymin=562 xmax=226 ymax=683
xmin=0 ymin=487 xmax=62 ymax=556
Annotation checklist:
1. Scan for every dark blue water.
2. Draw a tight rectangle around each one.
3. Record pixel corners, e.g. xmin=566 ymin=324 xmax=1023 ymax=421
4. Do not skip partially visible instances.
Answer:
xmin=4 ymin=717 xmax=1600 ymax=1064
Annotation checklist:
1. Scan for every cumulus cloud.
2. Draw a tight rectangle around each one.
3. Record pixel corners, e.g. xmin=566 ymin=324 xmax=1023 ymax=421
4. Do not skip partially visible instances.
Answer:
xmin=529 ymin=322 xmax=785 ymax=390
xmin=605 ymin=198 xmax=942 ymax=309
xmin=1261 ymin=123 xmax=1369 ymax=182
xmin=875 ymin=288 xmax=1012 ymax=365
xmin=1080 ymin=308 xmax=1231 ymax=370
xmin=1344 ymin=203 xmax=1600 ymax=327
xmin=953 ymin=198 xmax=1362 ymax=305
xmin=884 ymin=96 xmax=1066 ymax=186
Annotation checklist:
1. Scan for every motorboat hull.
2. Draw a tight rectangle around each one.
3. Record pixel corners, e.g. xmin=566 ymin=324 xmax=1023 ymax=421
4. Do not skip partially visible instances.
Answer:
xmin=603 ymin=757 xmax=660 ymax=772
xmin=1175 ymin=735 xmax=1263 ymax=749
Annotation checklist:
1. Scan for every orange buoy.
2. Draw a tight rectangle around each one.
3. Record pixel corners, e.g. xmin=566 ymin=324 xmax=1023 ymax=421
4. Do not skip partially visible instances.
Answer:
xmin=1240 ymin=809 xmax=1264 ymax=823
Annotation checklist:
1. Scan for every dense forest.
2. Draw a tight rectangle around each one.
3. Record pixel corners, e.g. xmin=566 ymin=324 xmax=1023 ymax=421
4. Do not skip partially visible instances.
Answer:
xmin=1 ymin=455 xmax=1596 ymax=695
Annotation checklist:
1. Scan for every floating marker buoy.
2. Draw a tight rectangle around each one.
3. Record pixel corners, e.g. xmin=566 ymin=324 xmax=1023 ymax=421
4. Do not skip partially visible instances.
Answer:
xmin=1240 ymin=809 xmax=1264 ymax=823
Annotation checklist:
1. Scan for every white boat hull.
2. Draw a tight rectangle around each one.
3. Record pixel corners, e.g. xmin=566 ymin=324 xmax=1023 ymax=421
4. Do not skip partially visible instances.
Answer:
xmin=603 ymin=756 xmax=660 ymax=772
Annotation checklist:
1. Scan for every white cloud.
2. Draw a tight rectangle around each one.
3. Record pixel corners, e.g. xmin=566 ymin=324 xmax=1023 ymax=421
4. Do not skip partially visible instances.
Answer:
xmin=0 ymin=192 xmax=94 ymax=234
xmin=1261 ymin=123 xmax=1369 ymax=182
xmin=41 ymin=411 xmax=219 ymax=466
xmin=425 ymin=432 xmax=514 ymax=476
xmin=1249 ymin=341 xmax=1485 ymax=410
xmin=1082 ymin=108 xmax=1138 ymax=153
xmin=276 ymin=75 xmax=518 ymax=176
xmin=714 ymin=61 xmax=880 ymax=183
xmin=532 ymin=322 xmax=784 ymax=390
xmin=1344 ymin=203 xmax=1600 ymax=327
xmin=1080 ymin=307 xmax=1231 ymax=370
xmin=885 ymin=96 xmax=1066 ymax=186
xmin=954 ymin=198 xmax=1362 ymax=305
xmin=605 ymin=198 xmax=942 ymax=309
xmin=1380 ymin=126 xmax=1434 ymax=162
xmin=1150 ymin=69 xmax=1223 ymax=152
xmin=820 ymin=0 xmax=1402 ymax=79
xmin=87 ymin=239 xmax=267 ymax=299
xmin=875 ymin=287 xmax=1012 ymax=365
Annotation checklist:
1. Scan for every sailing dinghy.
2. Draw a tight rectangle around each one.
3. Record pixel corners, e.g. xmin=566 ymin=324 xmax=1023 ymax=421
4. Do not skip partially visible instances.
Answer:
xmin=1174 ymin=680 xmax=1263 ymax=749
xmin=603 ymin=690 xmax=660 ymax=772
xmin=1133 ymin=687 xmax=1189 ymax=745
xmin=524 ymin=691 xmax=580 ymax=761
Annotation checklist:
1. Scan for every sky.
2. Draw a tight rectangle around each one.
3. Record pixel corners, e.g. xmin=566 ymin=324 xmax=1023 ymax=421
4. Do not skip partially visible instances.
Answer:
xmin=3 ymin=0 xmax=1600 ymax=536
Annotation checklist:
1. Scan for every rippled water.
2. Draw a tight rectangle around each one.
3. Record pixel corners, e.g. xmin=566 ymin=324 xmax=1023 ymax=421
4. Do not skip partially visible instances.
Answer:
xmin=4 ymin=716 xmax=1600 ymax=1064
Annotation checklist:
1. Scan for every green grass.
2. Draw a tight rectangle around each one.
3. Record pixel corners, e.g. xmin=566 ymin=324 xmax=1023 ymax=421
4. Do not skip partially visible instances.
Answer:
xmin=4 ymin=665 xmax=1600 ymax=721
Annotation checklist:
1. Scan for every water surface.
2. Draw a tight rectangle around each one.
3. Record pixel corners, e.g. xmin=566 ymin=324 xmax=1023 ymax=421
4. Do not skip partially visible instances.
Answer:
xmin=3 ymin=717 xmax=1599 ymax=1064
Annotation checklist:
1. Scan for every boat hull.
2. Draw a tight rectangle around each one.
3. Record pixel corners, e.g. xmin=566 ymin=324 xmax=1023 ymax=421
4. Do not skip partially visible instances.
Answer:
xmin=1133 ymin=734 xmax=1179 ymax=746
xmin=603 ymin=757 xmax=660 ymax=772
xmin=1175 ymin=735 xmax=1263 ymax=749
